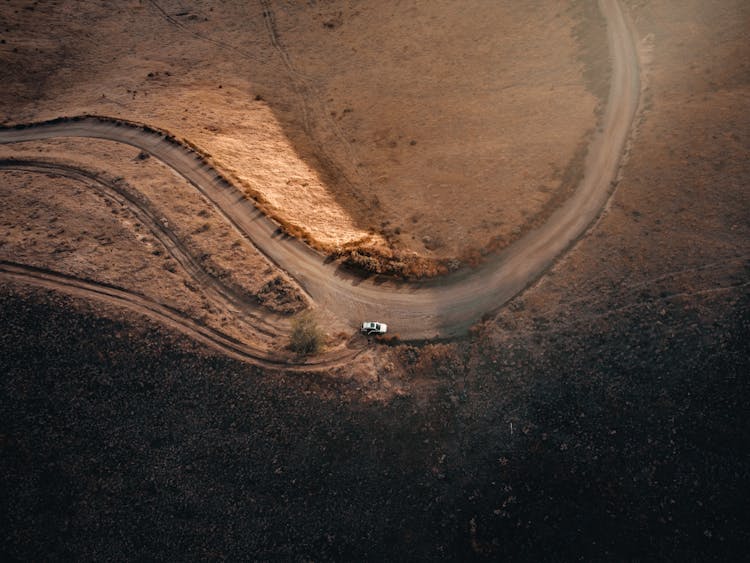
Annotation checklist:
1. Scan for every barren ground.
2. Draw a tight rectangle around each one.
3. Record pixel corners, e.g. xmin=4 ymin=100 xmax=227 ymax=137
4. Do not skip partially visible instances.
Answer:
xmin=1 ymin=0 xmax=749 ymax=560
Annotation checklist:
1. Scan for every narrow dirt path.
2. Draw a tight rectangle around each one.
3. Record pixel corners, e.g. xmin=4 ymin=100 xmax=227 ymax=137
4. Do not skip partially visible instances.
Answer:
xmin=0 ymin=158 xmax=287 ymax=338
xmin=0 ymin=261 xmax=362 ymax=370
xmin=0 ymin=0 xmax=639 ymax=341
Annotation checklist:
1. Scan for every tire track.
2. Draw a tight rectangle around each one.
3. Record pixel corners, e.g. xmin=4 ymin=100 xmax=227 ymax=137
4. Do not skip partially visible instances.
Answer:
xmin=0 ymin=158 xmax=286 ymax=338
xmin=147 ymin=0 xmax=256 ymax=61
xmin=257 ymin=0 xmax=372 ymax=201
xmin=148 ymin=0 xmax=366 ymax=202
xmin=0 ymin=260 xmax=363 ymax=371
xmin=560 ymin=256 xmax=750 ymax=311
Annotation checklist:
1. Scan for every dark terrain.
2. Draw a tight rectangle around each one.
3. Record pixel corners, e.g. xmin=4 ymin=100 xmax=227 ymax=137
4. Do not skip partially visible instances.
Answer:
xmin=2 ymin=0 xmax=749 ymax=560
xmin=2 ymin=284 xmax=747 ymax=560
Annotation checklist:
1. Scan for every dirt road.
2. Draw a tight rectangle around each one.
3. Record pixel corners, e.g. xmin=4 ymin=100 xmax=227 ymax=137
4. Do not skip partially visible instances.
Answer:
xmin=0 ymin=260 xmax=363 ymax=370
xmin=0 ymin=0 xmax=639 ymax=341
xmin=0 ymin=158 xmax=285 ymax=337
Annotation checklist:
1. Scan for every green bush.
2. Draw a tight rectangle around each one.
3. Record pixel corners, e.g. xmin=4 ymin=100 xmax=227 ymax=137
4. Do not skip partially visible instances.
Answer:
xmin=289 ymin=312 xmax=323 ymax=355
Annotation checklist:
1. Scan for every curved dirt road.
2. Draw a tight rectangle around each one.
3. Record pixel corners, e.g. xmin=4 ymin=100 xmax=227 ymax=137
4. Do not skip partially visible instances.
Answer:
xmin=0 ymin=160 xmax=367 ymax=368
xmin=0 ymin=0 xmax=639 ymax=341
xmin=0 ymin=261 xmax=362 ymax=370
xmin=0 ymin=158 xmax=287 ymax=338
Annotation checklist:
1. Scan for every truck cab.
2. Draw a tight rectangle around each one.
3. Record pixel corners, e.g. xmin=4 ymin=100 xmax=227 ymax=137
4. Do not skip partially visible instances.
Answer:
xmin=361 ymin=321 xmax=387 ymax=335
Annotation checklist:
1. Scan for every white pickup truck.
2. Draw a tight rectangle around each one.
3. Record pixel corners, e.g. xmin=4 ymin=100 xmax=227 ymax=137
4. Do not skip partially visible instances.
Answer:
xmin=361 ymin=321 xmax=387 ymax=335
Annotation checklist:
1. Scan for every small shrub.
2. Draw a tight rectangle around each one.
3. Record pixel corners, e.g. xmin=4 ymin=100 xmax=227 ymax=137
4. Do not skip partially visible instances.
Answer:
xmin=289 ymin=312 xmax=323 ymax=355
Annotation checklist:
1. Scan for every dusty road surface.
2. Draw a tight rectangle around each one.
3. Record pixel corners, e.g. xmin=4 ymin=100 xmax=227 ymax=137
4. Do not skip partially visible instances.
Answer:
xmin=0 ymin=0 xmax=639 ymax=341
xmin=0 ymin=260 xmax=364 ymax=370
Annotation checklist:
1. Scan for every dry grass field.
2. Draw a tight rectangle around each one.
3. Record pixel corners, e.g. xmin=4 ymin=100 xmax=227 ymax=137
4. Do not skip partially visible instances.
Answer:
xmin=265 ymin=1 xmax=604 ymax=265
xmin=1 ymin=0 xmax=604 ymax=275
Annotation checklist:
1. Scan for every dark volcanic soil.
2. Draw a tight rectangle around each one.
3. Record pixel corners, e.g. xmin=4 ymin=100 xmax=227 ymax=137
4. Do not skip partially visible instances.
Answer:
xmin=1 ymin=285 xmax=748 ymax=561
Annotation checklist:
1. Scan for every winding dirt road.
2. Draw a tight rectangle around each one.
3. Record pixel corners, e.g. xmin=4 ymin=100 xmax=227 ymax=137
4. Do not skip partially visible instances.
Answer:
xmin=0 ymin=0 xmax=639 ymax=341
xmin=0 ymin=261 xmax=362 ymax=370
xmin=0 ymin=158 xmax=286 ymax=337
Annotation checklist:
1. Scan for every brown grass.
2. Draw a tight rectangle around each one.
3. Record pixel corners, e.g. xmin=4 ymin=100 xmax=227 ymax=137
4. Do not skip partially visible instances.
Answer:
xmin=0 ymin=2 xmax=609 ymax=281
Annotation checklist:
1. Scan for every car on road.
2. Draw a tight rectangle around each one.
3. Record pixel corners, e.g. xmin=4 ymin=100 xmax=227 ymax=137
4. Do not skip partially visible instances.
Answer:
xmin=361 ymin=321 xmax=387 ymax=335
